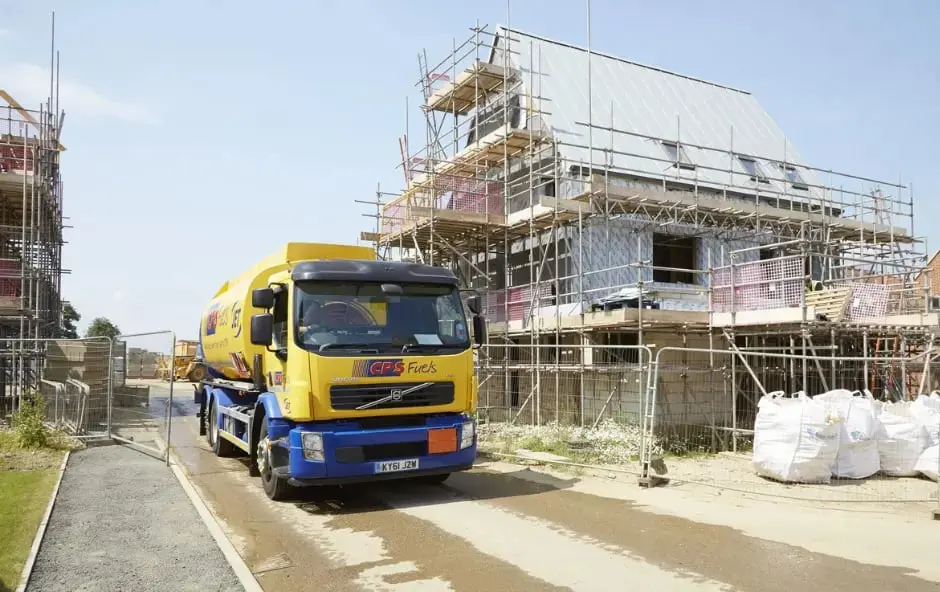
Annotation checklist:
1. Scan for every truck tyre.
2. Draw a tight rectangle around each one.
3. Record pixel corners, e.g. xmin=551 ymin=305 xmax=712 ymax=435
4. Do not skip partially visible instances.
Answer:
xmin=208 ymin=398 xmax=234 ymax=457
xmin=415 ymin=473 xmax=450 ymax=485
xmin=257 ymin=415 xmax=291 ymax=501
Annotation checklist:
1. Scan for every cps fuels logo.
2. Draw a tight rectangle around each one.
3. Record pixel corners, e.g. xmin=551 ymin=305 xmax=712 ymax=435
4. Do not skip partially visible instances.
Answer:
xmin=205 ymin=304 xmax=221 ymax=336
xmin=353 ymin=359 xmax=438 ymax=378
xmin=205 ymin=301 xmax=242 ymax=338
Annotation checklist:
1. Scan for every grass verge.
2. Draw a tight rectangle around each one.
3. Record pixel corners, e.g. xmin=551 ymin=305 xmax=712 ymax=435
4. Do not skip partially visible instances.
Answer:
xmin=0 ymin=430 xmax=71 ymax=472
xmin=0 ymin=468 xmax=59 ymax=590
xmin=0 ymin=392 xmax=80 ymax=591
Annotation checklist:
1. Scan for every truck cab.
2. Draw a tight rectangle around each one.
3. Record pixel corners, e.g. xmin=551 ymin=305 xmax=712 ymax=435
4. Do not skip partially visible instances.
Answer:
xmin=198 ymin=257 xmax=485 ymax=500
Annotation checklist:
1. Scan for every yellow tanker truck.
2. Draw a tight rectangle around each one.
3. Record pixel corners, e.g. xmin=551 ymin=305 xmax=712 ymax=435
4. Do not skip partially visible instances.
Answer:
xmin=195 ymin=242 xmax=485 ymax=500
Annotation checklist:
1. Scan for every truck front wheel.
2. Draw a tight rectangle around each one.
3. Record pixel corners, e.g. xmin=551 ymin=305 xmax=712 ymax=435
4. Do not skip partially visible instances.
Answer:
xmin=257 ymin=415 xmax=291 ymax=501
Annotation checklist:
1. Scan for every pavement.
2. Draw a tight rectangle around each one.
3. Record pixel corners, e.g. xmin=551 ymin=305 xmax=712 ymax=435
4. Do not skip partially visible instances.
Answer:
xmin=25 ymin=444 xmax=243 ymax=592
xmin=27 ymin=379 xmax=940 ymax=591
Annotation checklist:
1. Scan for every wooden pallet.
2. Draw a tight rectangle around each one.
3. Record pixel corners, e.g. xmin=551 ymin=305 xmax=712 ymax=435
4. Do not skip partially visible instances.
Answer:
xmin=400 ymin=125 xmax=550 ymax=202
xmin=425 ymin=61 xmax=511 ymax=115
xmin=805 ymin=287 xmax=852 ymax=321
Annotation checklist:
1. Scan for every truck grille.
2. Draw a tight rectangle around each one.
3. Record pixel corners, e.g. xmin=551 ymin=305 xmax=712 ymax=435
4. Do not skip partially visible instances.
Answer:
xmin=335 ymin=441 xmax=426 ymax=463
xmin=329 ymin=381 xmax=455 ymax=410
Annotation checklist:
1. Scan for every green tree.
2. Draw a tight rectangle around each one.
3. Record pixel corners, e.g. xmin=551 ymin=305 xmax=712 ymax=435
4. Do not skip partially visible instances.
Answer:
xmin=59 ymin=301 xmax=81 ymax=339
xmin=85 ymin=317 xmax=121 ymax=340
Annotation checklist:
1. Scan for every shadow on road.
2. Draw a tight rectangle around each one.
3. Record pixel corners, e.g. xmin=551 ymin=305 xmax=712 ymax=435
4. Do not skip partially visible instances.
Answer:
xmin=211 ymin=446 xmax=580 ymax=516
xmin=283 ymin=467 xmax=579 ymax=517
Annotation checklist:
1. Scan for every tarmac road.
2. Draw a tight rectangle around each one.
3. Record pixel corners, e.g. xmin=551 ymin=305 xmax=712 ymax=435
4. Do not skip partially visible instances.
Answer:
xmin=157 ymin=382 xmax=938 ymax=592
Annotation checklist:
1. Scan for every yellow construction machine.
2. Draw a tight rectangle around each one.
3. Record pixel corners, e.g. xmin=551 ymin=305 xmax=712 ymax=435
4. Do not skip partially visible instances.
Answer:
xmin=158 ymin=339 xmax=208 ymax=382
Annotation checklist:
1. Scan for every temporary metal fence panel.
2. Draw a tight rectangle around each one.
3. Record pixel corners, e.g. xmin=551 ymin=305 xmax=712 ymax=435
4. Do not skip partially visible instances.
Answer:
xmin=475 ymin=343 xmax=653 ymax=472
xmin=110 ymin=331 xmax=177 ymax=463
xmin=642 ymin=346 xmax=940 ymax=505
xmin=0 ymin=337 xmax=112 ymax=437
xmin=47 ymin=339 xmax=112 ymax=437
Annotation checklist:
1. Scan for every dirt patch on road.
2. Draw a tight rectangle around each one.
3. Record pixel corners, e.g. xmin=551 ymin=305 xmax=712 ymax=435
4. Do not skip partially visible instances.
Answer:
xmin=458 ymin=468 xmax=937 ymax=592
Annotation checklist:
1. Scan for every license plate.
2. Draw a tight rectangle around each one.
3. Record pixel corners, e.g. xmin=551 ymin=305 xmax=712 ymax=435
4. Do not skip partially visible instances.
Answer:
xmin=374 ymin=458 xmax=420 ymax=474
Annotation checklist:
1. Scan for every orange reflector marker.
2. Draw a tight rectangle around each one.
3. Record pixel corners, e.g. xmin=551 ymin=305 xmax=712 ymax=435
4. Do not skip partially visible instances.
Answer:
xmin=428 ymin=427 xmax=457 ymax=454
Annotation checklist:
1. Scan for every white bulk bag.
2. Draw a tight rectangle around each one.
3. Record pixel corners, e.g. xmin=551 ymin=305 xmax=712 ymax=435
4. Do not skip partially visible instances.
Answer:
xmin=876 ymin=402 xmax=927 ymax=477
xmin=913 ymin=445 xmax=939 ymax=482
xmin=814 ymin=389 xmax=881 ymax=479
xmin=911 ymin=394 xmax=940 ymax=447
xmin=868 ymin=391 xmax=883 ymax=419
xmin=752 ymin=392 xmax=840 ymax=484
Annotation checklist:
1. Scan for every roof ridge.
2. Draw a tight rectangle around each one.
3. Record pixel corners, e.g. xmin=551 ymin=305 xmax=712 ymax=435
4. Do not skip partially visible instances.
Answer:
xmin=495 ymin=24 xmax=751 ymax=96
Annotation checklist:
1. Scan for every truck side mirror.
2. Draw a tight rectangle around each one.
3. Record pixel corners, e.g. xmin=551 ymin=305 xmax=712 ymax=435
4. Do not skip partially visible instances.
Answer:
xmin=472 ymin=314 xmax=487 ymax=346
xmin=466 ymin=295 xmax=481 ymax=316
xmin=252 ymin=288 xmax=274 ymax=309
xmin=250 ymin=313 xmax=274 ymax=346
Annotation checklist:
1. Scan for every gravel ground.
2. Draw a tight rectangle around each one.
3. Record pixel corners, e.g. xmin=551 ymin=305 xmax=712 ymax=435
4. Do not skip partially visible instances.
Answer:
xmin=26 ymin=444 xmax=244 ymax=592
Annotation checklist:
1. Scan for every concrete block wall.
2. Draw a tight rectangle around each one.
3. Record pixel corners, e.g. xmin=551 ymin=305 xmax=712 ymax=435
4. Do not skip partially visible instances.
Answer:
xmin=477 ymin=331 xmax=734 ymax=430
xmin=648 ymin=331 xmax=733 ymax=431
xmin=125 ymin=348 xmax=160 ymax=379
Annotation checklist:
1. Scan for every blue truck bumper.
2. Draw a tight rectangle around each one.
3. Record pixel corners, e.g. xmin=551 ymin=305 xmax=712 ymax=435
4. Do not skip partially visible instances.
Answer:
xmin=279 ymin=413 xmax=476 ymax=486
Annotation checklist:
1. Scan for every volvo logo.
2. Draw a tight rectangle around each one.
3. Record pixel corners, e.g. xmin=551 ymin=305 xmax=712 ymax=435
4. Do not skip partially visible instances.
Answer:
xmin=355 ymin=382 xmax=432 ymax=411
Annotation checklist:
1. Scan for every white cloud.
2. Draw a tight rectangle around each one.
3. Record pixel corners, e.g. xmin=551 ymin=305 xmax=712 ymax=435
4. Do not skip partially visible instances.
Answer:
xmin=0 ymin=62 xmax=160 ymax=125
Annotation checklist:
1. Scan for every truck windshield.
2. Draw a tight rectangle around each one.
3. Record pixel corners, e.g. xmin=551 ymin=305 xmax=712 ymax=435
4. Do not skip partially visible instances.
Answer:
xmin=294 ymin=281 xmax=471 ymax=354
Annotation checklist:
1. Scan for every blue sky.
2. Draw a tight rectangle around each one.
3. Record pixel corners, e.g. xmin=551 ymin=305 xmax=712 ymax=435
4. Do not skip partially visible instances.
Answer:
xmin=1 ymin=0 xmax=937 ymax=339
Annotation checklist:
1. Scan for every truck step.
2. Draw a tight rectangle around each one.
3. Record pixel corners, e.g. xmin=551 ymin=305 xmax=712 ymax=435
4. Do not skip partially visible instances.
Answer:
xmin=219 ymin=405 xmax=252 ymax=423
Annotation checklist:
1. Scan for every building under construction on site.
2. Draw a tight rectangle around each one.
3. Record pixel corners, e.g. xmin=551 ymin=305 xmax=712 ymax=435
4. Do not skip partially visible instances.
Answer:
xmin=0 ymin=75 xmax=66 ymax=409
xmin=363 ymin=24 xmax=935 ymax=435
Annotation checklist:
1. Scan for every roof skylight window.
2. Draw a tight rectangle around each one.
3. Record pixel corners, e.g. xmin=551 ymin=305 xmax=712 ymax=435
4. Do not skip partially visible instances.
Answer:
xmin=739 ymin=156 xmax=770 ymax=184
xmin=780 ymin=164 xmax=809 ymax=190
xmin=661 ymin=141 xmax=695 ymax=171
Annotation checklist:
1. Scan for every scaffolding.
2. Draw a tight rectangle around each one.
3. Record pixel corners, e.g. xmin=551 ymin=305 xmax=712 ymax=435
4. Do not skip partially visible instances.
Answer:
xmin=0 ymin=22 xmax=66 ymax=413
xmin=362 ymin=24 xmax=930 ymax=426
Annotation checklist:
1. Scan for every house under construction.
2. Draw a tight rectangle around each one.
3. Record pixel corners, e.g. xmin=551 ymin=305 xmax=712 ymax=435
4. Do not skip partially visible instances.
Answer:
xmin=363 ymin=25 xmax=932 ymax=431
xmin=0 ymin=82 xmax=66 ymax=408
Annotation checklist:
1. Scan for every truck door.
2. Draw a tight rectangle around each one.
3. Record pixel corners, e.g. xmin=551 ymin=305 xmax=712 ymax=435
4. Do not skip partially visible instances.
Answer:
xmin=268 ymin=285 xmax=290 ymax=390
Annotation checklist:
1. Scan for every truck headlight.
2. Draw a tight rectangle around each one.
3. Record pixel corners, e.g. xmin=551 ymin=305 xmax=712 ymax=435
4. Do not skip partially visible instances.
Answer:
xmin=301 ymin=431 xmax=324 ymax=461
xmin=459 ymin=420 xmax=475 ymax=450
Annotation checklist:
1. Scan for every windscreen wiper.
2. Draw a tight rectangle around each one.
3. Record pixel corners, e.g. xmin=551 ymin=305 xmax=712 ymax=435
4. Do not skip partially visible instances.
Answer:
xmin=400 ymin=343 xmax=449 ymax=353
xmin=319 ymin=343 xmax=381 ymax=353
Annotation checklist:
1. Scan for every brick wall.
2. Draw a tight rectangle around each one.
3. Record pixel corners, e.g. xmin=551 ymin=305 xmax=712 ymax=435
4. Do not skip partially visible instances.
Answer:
xmin=913 ymin=251 xmax=940 ymax=297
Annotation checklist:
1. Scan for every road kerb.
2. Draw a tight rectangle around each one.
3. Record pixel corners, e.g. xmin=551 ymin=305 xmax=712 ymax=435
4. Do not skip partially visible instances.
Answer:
xmin=169 ymin=461 xmax=263 ymax=591
xmin=16 ymin=450 xmax=70 ymax=592
xmin=169 ymin=458 xmax=264 ymax=592
xmin=153 ymin=433 xmax=263 ymax=592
